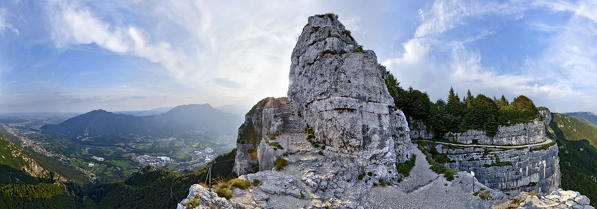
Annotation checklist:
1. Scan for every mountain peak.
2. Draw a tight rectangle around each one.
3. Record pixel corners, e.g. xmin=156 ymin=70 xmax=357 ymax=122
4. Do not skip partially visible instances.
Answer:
xmin=89 ymin=109 xmax=109 ymax=114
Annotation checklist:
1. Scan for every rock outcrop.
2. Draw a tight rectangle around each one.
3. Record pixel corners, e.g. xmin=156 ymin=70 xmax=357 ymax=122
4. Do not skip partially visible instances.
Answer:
xmin=539 ymin=107 xmax=552 ymax=125
xmin=224 ymin=14 xmax=414 ymax=208
xmin=287 ymin=13 xmax=411 ymax=163
xmin=444 ymin=118 xmax=546 ymax=145
xmin=178 ymin=14 xmax=589 ymax=209
xmin=492 ymin=189 xmax=593 ymax=209
xmin=408 ymin=118 xmax=435 ymax=140
xmin=425 ymin=142 xmax=560 ymax=195
xmin=233 ymin=97 xmax=296 ymax=175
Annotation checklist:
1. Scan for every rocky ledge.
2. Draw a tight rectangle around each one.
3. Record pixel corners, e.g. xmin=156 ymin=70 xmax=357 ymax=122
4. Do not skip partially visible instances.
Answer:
xmin=423 ymin=142 xmax=560 ymax=194
xmin=443 ymin=118 xmax=546 ymax=145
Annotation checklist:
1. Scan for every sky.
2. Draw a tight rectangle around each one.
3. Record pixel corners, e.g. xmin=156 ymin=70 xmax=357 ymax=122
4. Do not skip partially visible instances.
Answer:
xmin=0 ymin=0 xmax=596 ymax=114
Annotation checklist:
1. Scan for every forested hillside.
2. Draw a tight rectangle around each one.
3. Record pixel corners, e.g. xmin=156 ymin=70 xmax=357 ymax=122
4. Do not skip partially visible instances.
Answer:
xmin=566 ymin=112 xmax=597 ymax=127
xmin=549 ymin=113 xmax=597 ymax=207
xmin=87 ymin=149 xmax=236 ymax=209
xmin=0 ymin=134 xmax=78 ymax=209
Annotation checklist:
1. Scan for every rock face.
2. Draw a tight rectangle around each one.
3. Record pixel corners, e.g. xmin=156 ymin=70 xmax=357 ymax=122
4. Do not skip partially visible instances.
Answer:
xmin=177 ymin=184 xmax=234 ymax=209
xmin=539 ymin=107 xmax=552 ymax=125
xmin=233 ymin=97 xmax=296 ymax=175
xmin=223 ymin=14 xmax=414 ymax=208
xmin=287 ymin=14 xmax=411 ymax=162
xmin=519 ymin=189 xmax=593 ymax=209
xmin=492 ymin=189 xmax=594 ymax=209
xmin=444 ymin=118 xmax=546 ymax=145
xmin=178 ymin=14 xmax=589 ymax=209
xmin=408 ymin=118 xmax=435 ymax=140
xmin=427 ymin=143 xmax=560 ymax=195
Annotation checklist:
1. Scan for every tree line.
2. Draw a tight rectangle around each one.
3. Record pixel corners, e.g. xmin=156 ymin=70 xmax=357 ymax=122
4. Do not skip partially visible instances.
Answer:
xmin=383 ymin=70 xmax=540 ymax=137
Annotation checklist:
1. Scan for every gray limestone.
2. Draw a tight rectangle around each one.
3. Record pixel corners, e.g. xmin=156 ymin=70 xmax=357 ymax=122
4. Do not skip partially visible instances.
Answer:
xmin=177 ymin=14 xmax=590 ymax=209
xmin=428 ymin=143 xmax=560 ymax=195
xmin=444 ymin=118 xmax=547 ymax=145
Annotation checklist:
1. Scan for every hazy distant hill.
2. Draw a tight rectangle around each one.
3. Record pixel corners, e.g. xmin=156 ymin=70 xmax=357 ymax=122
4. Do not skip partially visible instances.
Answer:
xmin=116 ymin=107 xmax=172 ymax=116
xmin=566 ymin=112 xmax=597 ymax=127
xmin=41 ymin=104 xmax=243 ymax=145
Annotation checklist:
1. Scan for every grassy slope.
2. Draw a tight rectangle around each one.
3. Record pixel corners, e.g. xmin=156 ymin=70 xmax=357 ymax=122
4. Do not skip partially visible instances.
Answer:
xmin=552 ymin=113 xmax=597 ymax=147
xmin=549 ymin=113 xmax=597 ymax=207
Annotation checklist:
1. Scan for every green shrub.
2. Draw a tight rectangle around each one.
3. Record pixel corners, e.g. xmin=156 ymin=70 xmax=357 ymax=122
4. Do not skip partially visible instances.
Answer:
xmin=266 ymin=133 xmax=277 ymax=139
xmin=229 ymin=178 xmax=250 ymax=189
xmin=305 ymin=127 xmax=320 ymax=148
xmin=396 ymin=155 xmax=416 ymax=177
xmin=266 ymin=141 xmax=283 ymax=150
xmin=252 ymin=179 xmax=261 ymax=186
xmin=479 ymin=190 xmax=490 ymax=200
xmin=274 ymin=158 xmax=288 ymax=171
xmin=215 ymin=187 xmax=232 ymax=199
xmin=378 ymin=179 xmax=388 ymax=187
xmin=357 ymin=173 xmax=365 ymax=180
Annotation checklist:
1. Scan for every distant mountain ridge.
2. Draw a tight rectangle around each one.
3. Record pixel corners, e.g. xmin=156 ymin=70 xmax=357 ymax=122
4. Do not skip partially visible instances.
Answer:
xmin=116 ymin=107 xmax=172 ymax=116
xmin=41 ymin=104 xmax=243 ymax=145
xmin=566 ymin=112 xmax=597 ymax=127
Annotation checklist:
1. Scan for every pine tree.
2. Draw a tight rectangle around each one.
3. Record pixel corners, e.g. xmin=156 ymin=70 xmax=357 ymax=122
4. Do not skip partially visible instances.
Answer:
xmin=465 ymin=90 xmax=474 ymax=108
xmin=446 ymin=87 xmax=462 ymax=116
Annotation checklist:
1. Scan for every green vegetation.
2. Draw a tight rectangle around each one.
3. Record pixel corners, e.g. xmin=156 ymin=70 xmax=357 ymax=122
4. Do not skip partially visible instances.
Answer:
xmin=375 ymin=179 xmax=388 ymax=187
xmin=529 ymin=140 xmax=556 ymax=151
xmin=266 ymin=141 xmax=283 ymax=150
xmin=89 ymin=149 xmax=237 ymax=209
xmin=549 ymin=114 xmax=597 ymax=207
xmin=305 ymin=127 xmax=320 ymax=148
xmin=215 ymin=186 xmax=233 ymax=199
xmin=482 ymin=159 xmax=513 ymax=168
xmin=478 ymin=190 xmax=490 ymax=200
xmin=229 ymin=178 xmax=251 ymax=189
xmin=396 ymin=155 xmax=416 ymax=177
xmin=383 ymin=70 xmax=540 ymax=137
xmin=416 ymin=142 xmax=455 ymax=181
xmin=0 ymin=133 xmax=81 ymax=209
xmin=212 ymin=178 xmax=250 ymax=199
xmin=552 ymin=113 xmax=597 ymax=147
xmin=0 ymin=183 xmax=77 ymax=209
xmin=274 ymin=158 xmax=288 ymax=171
xmin=357 ymin=173 xmax=365 ymax=180
xmin=251 ymin=179 xmax=261 ymax=186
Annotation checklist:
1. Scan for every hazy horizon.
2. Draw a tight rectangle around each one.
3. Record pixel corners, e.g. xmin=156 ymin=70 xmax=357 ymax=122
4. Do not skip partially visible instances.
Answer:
xmin=1 ymin=0 xmax=596 ymax=113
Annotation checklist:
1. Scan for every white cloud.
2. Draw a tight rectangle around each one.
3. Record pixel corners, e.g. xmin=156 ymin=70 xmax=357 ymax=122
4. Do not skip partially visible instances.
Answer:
xmin=47 ymin=0 xmax=187 ymax=79
xmin=0 ymin=8 xmax=19 ymax=35
xmin=384 ymin=0 xmax=597 ymax=113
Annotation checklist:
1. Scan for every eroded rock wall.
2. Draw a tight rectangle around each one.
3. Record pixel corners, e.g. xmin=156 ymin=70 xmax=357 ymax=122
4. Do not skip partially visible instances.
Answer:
xmin=408 ymin=118 xmax=435 ymax=140
xmin=287 ymin=13 xmax=411 ymax=169
xmin=444 ymin=118 xmax=546 ymax=145
xmin=233 ymin=97 xmax=294 ymax=175
xmin=429 ymin=143 xmax=560 ymax=195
